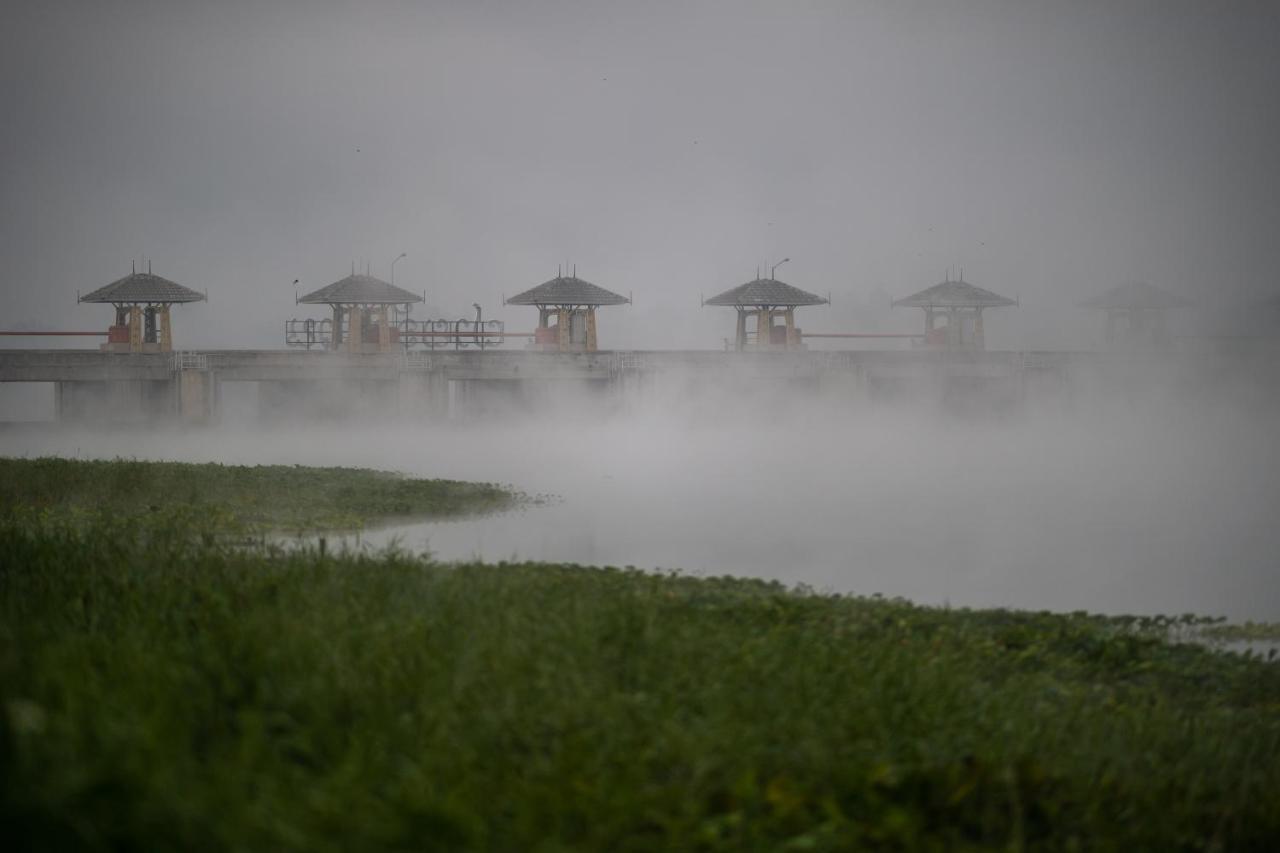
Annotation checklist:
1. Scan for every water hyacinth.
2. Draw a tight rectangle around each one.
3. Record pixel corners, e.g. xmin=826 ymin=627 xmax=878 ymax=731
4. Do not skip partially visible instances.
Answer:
xmin=1 ymin=458 xmax=1279 ymax=850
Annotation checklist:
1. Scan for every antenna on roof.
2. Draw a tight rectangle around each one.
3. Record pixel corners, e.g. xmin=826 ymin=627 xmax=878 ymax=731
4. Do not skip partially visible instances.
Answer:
xmin=132 ymin=260 xmax=136 ymax=274
xmin=558 ymin=264 xmax=562 ymax=277
xmin=352 ymin=261 xmax=355 ymax=275
xmin=573 ymin=264 xmax=576 ymax=278
xmin=148 ymin=260 xmax=152 ymax=275
xmin=960 ymin=267 xmax=964 ymax=282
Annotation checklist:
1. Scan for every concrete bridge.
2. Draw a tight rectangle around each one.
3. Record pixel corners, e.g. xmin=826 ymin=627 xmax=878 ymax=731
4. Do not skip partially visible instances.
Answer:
xmin=0 ymin=346 xmax=1265 ymax=423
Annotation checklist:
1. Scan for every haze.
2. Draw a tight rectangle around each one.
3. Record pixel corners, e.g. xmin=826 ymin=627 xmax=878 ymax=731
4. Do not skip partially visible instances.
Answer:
xmin=2 ymin=1 xmax=1279 ymax=620
xmin=3 ymin=0 xmax=1279 ymax=345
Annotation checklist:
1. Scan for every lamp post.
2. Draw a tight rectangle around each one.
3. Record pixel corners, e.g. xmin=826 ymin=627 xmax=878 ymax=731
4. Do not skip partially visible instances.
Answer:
xmin=390 ymin=252 xmax=407 ymax=285
xmin=771 ymin=257 xmax=790 ymax=279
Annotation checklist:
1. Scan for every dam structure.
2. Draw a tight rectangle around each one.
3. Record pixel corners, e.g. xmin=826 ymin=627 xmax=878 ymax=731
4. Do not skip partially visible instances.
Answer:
xmin=2 ymin=263 xmax=1274 ymax=423
xmin=1 ymin=345 xmax=1269 ymax=424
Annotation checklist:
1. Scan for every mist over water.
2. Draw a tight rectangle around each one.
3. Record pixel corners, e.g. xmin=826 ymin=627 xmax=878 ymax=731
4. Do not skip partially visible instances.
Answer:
xmin=4 ymin=370 xmax=1276 ymax=621
xmin=3 ymin=2 xmax=1278 ymax=618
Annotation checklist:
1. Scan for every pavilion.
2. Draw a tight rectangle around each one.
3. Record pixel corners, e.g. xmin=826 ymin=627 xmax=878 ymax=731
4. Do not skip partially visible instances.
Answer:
xmin=892 ymin=273 xmax=1015 ymax=350
xmin=1080 ymin=281 xmax=1186 ymax=347
xmin=506 ymin=273 xmax=629 ymax=352
xmin=297 ymin=271 xmax=422 ymax=353
xmin=79 ymin=263 xmax=205 ymax=353
xmin=704 ymin=276 xmax=828 ymax=351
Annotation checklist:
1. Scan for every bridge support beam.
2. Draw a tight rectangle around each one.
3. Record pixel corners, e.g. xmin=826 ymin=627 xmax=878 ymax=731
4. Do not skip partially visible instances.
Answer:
xmin=175 ymin=370 xmax=215 ymax=424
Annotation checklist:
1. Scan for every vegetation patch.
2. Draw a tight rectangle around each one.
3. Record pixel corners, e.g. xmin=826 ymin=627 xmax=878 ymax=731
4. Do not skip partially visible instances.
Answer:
xmin=1 ymin=459 xmax=1278 ymax=849
xmin=1196 ymin=620 xmax=1280 ymax=644
xmin=0 ymin=457 xmax=518 ymax=532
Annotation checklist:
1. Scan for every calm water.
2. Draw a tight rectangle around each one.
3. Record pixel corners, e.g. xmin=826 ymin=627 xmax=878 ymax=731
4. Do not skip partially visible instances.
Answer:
xmin=7 ymin=398 xmax=1274 ymax=621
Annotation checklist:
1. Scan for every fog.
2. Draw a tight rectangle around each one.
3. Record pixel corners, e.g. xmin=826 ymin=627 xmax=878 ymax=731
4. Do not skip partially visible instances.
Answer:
xmin=3 ymin=365 xmax=1277 ymax=621
xmin=3 ymin=2 xmax=1280 ymax=620
xmin=3 ymin=1 xmax=1280 ymax=347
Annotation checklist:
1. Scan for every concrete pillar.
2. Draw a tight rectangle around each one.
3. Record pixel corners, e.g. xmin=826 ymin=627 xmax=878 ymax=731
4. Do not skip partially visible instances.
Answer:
xmin=129 ymin=305 xmax=143 ymax=352
xmin=557 ymin=308 xmax=570 ymax=352
xmin=378 ymin=305 xmax=391 ymax=352
xmin=178 ymin=370 xmax=213 ymax=424
xmin=585 ymin=307 xmax=598 ymax=352
xmin=735 ymin=309 xmax=747 ymax=351
xmin=55 ymin=381 xmax=87 ymax=423
xmin=159 ymin=305 xmax=172 ymax=352
xmin=347 ymin=307 xmax=363 ymax=353
xmin=332 ymin=305 xmax=344 ymax=349
xmin=784 ymin=308 xmax=796 ymax=349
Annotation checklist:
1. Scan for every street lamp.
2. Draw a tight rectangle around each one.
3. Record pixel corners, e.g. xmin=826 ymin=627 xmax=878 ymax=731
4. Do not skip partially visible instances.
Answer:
xmin=390 ymin=252 xmax=407 ymax=285
xmin=771 ymin=257 xmax=791 ymax=279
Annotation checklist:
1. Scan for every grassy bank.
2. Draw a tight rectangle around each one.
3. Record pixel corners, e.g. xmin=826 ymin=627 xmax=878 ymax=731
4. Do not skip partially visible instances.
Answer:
xmin=1 ymin=461 xmax=1278 ymax=849
xmin=0 ymin=457 xmax=516 ymax=531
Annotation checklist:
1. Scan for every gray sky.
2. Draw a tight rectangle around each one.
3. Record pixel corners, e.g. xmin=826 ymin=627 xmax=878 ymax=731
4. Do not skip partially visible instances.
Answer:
xmin=3 ymin=0 xmax=1278 ymax=349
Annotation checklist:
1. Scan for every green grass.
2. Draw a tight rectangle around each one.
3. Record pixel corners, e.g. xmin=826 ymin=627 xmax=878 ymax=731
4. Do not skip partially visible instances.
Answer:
xmin=0 ymin=457 xmax=517 ymax=532
xmin=1 ymin=460 xmax=1279 ymax=850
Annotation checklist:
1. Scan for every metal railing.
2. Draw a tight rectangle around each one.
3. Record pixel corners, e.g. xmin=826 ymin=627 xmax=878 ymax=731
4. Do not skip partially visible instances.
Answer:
xmin=170 ymin=352 xmax=209 ymax=371
xmin=285 ymin=317 xmax=509 ymax=350
xmin=285 ymin=318 xmax=333 ymax=349
xmin=399 ymin=319 xmax=506 ymax=350
xmin=401 ymin=351 xmax=436 ymax=370
xmin=610 ymin=352 xmax=648 ymax=376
